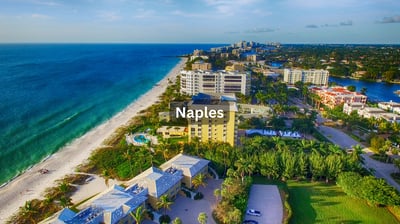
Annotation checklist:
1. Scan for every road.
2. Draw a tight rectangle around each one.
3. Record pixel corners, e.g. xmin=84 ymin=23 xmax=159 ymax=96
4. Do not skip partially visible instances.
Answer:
xmin=317 ymin=125 xmax=400 ymax=192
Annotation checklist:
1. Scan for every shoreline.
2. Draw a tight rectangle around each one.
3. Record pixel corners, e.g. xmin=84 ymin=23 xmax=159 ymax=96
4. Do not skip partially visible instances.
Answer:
xmin=0 ymin=57 xmax=187 ymax=222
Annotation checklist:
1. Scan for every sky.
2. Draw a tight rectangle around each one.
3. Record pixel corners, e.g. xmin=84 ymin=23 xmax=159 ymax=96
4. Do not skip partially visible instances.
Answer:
xmin=0 ymin=0 xmax=399 ymax=44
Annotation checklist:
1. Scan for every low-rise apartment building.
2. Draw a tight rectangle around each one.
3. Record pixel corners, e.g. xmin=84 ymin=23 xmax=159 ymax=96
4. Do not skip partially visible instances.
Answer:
xmin=160 ymin=154 xmax=209 ymax=188
xmin=127 ymin=167 xmax=182 ymax=209
xmin=51 ymin=185 xmax=147 ymax=224
xmin=50 ymin=154 xmax=210 ymax=224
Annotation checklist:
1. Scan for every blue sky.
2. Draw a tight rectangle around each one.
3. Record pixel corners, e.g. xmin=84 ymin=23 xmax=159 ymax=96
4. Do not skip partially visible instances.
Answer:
xmin=0 ymin=0 xmax=399 ymax=43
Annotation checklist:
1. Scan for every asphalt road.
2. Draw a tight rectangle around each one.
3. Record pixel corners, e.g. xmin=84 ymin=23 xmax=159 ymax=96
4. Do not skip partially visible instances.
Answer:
xmin=317 ymin=125 xmax=400 ymax=192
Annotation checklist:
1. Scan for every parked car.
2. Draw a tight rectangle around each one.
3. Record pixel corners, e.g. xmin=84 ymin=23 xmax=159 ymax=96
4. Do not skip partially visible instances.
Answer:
xmin=243 ymin=220 xmax=258 ymax=224
xmin=246 ymin=209 xmax=261 ymax=217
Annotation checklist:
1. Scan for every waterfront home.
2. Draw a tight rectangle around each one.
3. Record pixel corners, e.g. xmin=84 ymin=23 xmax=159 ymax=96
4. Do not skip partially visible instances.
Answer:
xmin=343 ymin=102 xmax=365 ymax=115
xmin=160 ymin=153 xmax=209 ymax=188
xmin=378 ymin=101 xmax=400 ymax=113
xmin=358 ymin=107 xmax=400 ymax=123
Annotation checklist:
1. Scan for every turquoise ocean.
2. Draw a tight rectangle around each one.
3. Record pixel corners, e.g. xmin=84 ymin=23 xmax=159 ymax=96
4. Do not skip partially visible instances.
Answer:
xmin=0 ymin=44 xmax=223 ymax=185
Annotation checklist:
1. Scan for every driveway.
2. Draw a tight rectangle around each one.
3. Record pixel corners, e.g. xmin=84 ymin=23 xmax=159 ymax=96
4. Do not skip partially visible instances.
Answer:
xmin=317 ymin=125 xmax=400 ymax=192
xmin=167 ymin=179 xmax=222 ymax=224
xmin=245 ymin=185 xmax=283 ymax=224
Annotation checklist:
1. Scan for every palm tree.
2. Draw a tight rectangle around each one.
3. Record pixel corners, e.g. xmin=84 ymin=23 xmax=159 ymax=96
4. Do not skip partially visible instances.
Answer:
xmin=192 ymin=173 xmax=207 ymax=190
xmin=234 ymin=157 xmax=254 ymax=183
xmin=213 ymin=188 xmax=221 ymax=204
xmin=59 ymin=196 xmax=71 ymax=208
xmin=172 ymin=217 xmax=183 ymax=224
xmin=21 ymin=200 xmax=38 ymax=223
xmin=156 ymin=194 xmax=173 ymax=216
xmin=198 ymin=212 xmax=208 ymax=224
xmin=123 ymin=149 xmax=133 ymax=174
xmin=102 ymin=169 xmax=110 ymax=187
xmin=58 ymin=181 xmax=69 ymax=196
xmin=130 ymin=205 xmax=145 ymax=224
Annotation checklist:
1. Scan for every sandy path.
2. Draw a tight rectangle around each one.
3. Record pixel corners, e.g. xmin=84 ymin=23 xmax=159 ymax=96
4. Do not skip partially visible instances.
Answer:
xmin=0 ymin=58 xmax=186 ymax=222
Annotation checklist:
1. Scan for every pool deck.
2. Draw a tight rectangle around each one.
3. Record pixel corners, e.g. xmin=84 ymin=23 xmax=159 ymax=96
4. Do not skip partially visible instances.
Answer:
xmin=126 ymin=133 xmax=158 ymax=146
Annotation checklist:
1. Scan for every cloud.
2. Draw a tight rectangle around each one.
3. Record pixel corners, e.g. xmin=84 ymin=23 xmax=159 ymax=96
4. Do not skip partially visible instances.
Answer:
xmin=244 ymin=27 xmax=276 ymax=33
xmin=31 ymin=13 xmax=51 ymax=19
xmin=30 ymin=0 xmax=61 ymax=6
xmin=97 ymin=11 xmax=121 ymax=21
xmin=340 ymin=20 xmax=353 ymax=26
xmin=204 ymin=0 xmax=260 ymax=16
xmin=378 ymin=15 xmax=400 ymax=23
xmin=305 ymin=24 xmax=318 ymax=28
xmin=134 ymin=9 xmax=156 ymax=18
xmin=171 ymin=10 xmax=207 ymax=18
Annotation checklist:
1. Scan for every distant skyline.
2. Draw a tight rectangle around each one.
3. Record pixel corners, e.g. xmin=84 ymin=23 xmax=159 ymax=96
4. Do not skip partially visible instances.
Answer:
xmin=0 ymin=0 xmax=399 ymax=44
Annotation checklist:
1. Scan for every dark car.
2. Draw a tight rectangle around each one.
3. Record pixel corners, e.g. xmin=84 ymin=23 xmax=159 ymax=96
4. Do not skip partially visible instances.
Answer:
xmin=246 ymin=209 xmax=261 ymax=217
xmin=243 ymin=220 xmax=258 ymax=224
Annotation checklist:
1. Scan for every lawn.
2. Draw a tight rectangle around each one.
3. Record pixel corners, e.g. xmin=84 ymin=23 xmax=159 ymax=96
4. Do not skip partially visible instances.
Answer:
xmin=287 ymin=181 xmax=399 ymax=224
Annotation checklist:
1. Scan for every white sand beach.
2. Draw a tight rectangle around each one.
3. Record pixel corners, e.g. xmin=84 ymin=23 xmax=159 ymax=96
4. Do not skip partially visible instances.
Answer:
xmin=0 ymin=58 xmax=187 ymax=222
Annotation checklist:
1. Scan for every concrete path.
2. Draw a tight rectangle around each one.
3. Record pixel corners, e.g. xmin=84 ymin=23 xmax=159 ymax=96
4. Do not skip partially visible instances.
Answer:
xmin=245 ymin=185 xmax=283 ymax=224
xmin=317 ymin=125 xmax=400 ymax=192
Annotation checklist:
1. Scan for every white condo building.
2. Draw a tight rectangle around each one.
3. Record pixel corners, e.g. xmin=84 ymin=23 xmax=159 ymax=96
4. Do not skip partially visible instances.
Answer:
xmin=283 ymin=68 xmax=329 ymax=86
xmin=180 ymin=70 xmax=251 ymax=96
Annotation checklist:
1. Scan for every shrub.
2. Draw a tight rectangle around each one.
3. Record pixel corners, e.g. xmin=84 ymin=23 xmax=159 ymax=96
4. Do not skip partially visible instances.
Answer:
xmin=159 ymin=214 xmax=171 ymax=223
xmin=194 ymin=192 xmax=204 ymax=200
xmin=146 ymin=210 xmax=154 ymax=220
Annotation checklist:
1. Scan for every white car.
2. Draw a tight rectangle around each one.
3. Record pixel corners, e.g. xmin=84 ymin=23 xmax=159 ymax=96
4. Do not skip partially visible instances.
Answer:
xmin=246 ymin=209 xmax=261 ymax=217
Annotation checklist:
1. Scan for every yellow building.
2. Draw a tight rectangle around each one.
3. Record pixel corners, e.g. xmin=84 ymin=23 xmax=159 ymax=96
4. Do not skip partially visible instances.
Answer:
xmin=192 ymin=61 xmax=212 ymax=70
xmin=156 ymin=126 xmax=187 ymax=138
xmin=187 ymin=93 xmax=238 ymax=146
xmin=225 ymin=63 xmax=245 ymax=72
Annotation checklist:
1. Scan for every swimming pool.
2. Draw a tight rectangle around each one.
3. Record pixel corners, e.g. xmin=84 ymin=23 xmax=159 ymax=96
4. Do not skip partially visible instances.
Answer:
xmin=132 ymin=134 xmax=150 ymax=145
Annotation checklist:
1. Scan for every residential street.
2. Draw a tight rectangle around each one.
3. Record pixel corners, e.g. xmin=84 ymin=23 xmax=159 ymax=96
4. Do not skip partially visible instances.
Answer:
xmin=317 ymin=125 xmax=400 ymax=192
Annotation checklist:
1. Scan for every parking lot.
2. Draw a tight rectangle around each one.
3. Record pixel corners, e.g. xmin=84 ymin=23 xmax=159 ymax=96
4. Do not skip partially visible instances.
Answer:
xmin=245 ymin=185 xmax=283 ymax=224
xmin=166 ymin=178 xmax=223 ymax=224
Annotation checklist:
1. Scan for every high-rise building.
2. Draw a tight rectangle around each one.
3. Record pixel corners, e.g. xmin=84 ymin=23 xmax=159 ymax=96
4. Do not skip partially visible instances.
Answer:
xmin=187 ymin=93 xmax=238 ymax=146
xmin=283 ymin=68 xmax=329 ymax=85
xmin=180 ymin=70 xmax=251 ymax=96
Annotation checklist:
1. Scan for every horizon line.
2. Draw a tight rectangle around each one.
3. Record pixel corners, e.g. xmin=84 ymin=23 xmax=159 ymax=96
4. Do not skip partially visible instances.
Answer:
xmin=0 ymin=42 xmax=400 ymax=45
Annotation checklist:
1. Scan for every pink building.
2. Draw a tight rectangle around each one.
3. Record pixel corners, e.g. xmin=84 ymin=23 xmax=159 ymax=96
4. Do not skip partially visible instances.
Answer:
xmin=310 ymin=86 xmax=367 ymax=109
